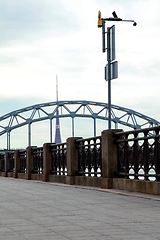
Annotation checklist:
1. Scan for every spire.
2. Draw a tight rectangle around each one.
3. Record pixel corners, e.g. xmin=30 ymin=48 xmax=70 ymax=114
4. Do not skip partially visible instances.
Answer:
xmin=56 ymin=74 xmax=58 ymax=102
xmin=54 ymin=75 xmax=61 ymax=144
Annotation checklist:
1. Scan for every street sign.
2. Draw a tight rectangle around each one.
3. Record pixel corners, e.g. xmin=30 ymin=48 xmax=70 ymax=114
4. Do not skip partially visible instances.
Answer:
xmin=107 ymin=25 xmax=115 ymax=61
xmin=111 ymin=61 xmax=118 ymax=79
xmin=110 ymin=25 xmax=115 ymax=61
xmin=105 ymin=61 xmax=118 ymax=81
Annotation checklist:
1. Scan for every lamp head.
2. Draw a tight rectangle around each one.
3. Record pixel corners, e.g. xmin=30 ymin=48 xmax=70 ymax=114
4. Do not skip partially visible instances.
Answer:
xmin=133 ymin=21 xmax=137 ymax=26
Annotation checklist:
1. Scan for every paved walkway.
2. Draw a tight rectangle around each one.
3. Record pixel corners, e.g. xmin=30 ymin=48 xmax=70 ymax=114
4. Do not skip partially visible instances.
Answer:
xmin=0 ymin=177 xmax=160 ymax=240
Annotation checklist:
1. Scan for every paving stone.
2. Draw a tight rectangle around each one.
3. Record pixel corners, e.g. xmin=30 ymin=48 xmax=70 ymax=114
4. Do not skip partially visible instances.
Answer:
xmin=0 ymin=177 xmax=160 ymax=240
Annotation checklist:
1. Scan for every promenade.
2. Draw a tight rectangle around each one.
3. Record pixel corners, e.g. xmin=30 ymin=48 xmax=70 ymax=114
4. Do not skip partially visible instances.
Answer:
xmin=0 ymin=177 xmax=160 ymax=240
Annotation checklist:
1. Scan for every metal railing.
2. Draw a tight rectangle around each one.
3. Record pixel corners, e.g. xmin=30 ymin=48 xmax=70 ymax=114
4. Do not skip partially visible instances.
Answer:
xmin=32 ymin=147 xmax=43 ymax=174
xmin=8 ymin=152 xmax=14 ymax=172
xmin=19 ymin=150 xmax=26 ymax=173
xmin=75 ymin=136 xmax=102 ymax=177
xmin=114 ymin=126 xmax=160 ymax=181
xmin=50 ymin=143 xmax=67 ymax=175
xmin=0 ymin=153 xmax=5 ymax=172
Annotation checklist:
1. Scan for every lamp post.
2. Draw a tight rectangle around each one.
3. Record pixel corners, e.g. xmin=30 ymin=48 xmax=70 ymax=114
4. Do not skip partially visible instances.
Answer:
xmin=98 ymin=11 xmax=137 ymax=129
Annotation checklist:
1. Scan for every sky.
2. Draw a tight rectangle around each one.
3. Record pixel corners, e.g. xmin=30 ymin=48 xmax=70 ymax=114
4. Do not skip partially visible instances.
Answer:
xmin=0 ymin=0 xmax=160 ymax=148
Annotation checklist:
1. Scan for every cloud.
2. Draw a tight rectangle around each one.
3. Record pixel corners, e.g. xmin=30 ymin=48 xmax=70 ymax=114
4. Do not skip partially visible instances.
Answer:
xmin=0 ymin=0 xmax=160 ymax=148
xmin=0 ymin=0 xmax=79 ymax=46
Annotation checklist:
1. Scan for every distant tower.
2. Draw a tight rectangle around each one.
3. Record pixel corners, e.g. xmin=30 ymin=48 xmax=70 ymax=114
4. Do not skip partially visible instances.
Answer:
xmin=54 ymin=75 xmax=61 ymax=144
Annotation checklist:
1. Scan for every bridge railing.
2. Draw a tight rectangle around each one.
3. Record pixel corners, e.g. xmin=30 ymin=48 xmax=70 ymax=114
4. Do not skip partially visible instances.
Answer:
xmin=50 ymin=142 xmax=67 ymax=175
xmin=0 ymin=130 xmax=118 ymax=188
xmin=0 ymin=153 xmax=5 ymax=172
xmin=1 ymin=127 xmax=160 ymax=195
xmin=114 ymin=126 xmax=160 ymax=181
xmin=75 ymin=136 xmax=101 ymax=177
xmin=32 ymin=147 xmax=43 ymax=174
xmin=19 ymin=149 xmax=27 ymax=173
xmin=8 ymin=151 xmax=14 ymax=172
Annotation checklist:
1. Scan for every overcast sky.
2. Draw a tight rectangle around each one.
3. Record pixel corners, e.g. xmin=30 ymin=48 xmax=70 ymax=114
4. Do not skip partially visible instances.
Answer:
xmin=0 ymin=0 xmax=160 ymax=147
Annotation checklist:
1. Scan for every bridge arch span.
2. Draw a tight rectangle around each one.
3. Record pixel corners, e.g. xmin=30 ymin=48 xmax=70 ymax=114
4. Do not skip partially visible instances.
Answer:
xmin=0 ymin=100 xmax=159 ymax=149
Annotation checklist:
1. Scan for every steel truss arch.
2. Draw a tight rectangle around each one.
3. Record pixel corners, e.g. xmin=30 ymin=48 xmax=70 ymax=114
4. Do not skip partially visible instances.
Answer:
xmin=0 ymin=100 xmax=159 ymax=148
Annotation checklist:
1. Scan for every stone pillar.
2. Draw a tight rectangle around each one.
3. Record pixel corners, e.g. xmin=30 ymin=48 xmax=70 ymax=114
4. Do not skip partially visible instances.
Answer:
xmin=14 ymin=150 xmax=20 ymax=178
xmin=5 ymin=152 xmax=9 ymax=177
xmin=43 ymin=143 xmax=52 ymax=182
xmin=101 ymin=129 xmax=123 ymax=188
xmin=66 ymin=137 xmax=82 ymax=184
xmin=26 ymin=146 xmax=35 ymax=180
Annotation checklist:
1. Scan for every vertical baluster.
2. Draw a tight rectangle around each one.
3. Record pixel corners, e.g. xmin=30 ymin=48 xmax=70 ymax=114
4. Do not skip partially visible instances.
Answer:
xmin=64 ymin=144 xmax=67 ymax=175
xmin=60 ymin=145 xmax=62 ymax=175
xmin=133 ymin=132 xmax=139 ymax=179
xmin=88 ymin=140 xmax=91 ymax=177
xmin=77 ymin=142 xmax=81 ymax=174
xmin=124 ymin=134 xmax=129 ymax=179
xmin=62 ymin=144 xmax=65 ymax=175
xmin=39 ymin=148 xmax=41 ymax=173
xmin=40 ymin=148 xmax=43 ymax=174
xmin=2 ymin=154 xmax=5 ymax=172
xmin=33 ymin=149 xmax=35 ymax=173
xmin=34 ymin=149 xmax=36 ymax=173
xmin=116 ymin=133 xmax=125 ymax=177
xmin=54 ymin=147 xmax=56 ymax=174
xmin=84 ymin=140 xmax=87 ymax=176
xmin=65 ymin=144 xmax=67 ymax=175
xmin=53 ymin=146 xmax=57 ymax=174
xmin=99 ymin=138 xmax=102 ymax=176
xmin=116 ymin=135 xmax=121 ymax=174
xmin=37 ymin=149 xmax=39 ymax=173
xmin=61 ymin=144 xmax=64 ymax=175
xmin=58 ymin=145 xmax=61 ymax=175
xmin=40 ymin=148 xmax=42 ymax=173
xmin=82 ymin=141 xmax=86 ymax=176
xmin=78 ymin=140 xmax=84 ymax=175
xmin=63 ymin=144 xmax=65 ymax=175
xmin=35 ymin=149 xmax=37 ymax=173
xmin=143 ymin=131 xmax=149 ymax=180
xmin=51 ymin=145 xmax=56 ymax=174
xmin=154 ymin=129 xmax=160 ymax=181
xmin=8 ymin=153 xmax=10 ymax=172
xmin=36 ymin=149 xmax=38 ymax=173
xmin=23 ymin=151 xmax=25 ymax=173
xmin=93 ymin=138 xmax=97 ymax=177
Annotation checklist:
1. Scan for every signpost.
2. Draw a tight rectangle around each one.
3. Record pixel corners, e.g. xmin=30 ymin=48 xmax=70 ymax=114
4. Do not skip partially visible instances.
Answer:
xmin=98 ymin=11 xmax=136 ymax=129
xmin=102 ymin=22 xmax=118 ymax=129
xmin=107 ymin=25 xmax=118 ymax=129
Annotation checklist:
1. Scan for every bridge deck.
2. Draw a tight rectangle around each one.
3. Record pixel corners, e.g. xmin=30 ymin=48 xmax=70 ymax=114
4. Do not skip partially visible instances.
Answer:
xmin=0 ymin=177 xmax=160 ymax=240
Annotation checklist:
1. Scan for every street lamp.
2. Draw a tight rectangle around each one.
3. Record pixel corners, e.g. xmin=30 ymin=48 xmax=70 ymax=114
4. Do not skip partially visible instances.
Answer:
xmin=98 ymin=11 xmax=137 ymax=27
xmin=98 ymin=11 xmax=137 ymax=129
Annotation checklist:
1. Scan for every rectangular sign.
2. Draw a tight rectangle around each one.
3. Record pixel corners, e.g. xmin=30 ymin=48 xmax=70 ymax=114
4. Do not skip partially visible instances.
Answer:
xmin=107 ymin=25 xmax=115 ymax=62
xmin=105 ymin=65 xmax=108 ymax=81
xmin=111 ymin=61 xmax=118 ymax=79
xmin=110 ymin=25 xmax=115 ymax=61
xmin=105 ymin=61 xmax=118 ymax=81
